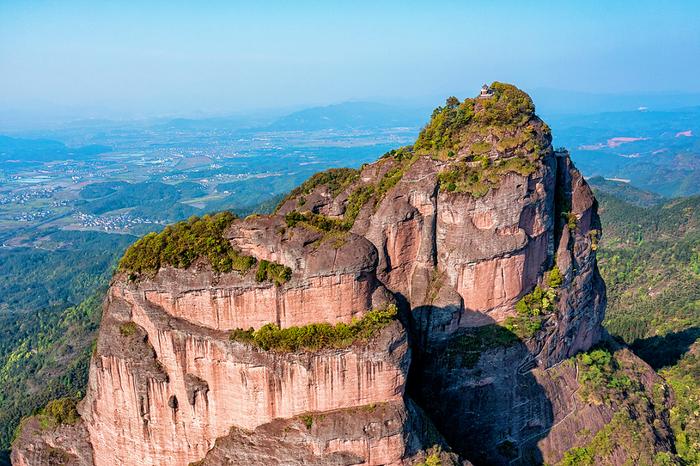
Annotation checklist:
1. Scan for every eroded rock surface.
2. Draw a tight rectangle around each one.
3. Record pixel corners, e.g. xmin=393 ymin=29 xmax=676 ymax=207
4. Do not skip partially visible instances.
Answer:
xmin=194 ymin=400 xmax=467 ymax=466
xmin=11 ymin=416 xmax=93 ymax=466
xmin=78 ymin=283 xmax=408 ymax=465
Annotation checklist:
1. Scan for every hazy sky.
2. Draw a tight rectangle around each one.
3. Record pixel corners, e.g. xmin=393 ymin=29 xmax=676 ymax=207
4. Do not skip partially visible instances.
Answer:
xmin=1 ymin=0 xmax=699 ymax=118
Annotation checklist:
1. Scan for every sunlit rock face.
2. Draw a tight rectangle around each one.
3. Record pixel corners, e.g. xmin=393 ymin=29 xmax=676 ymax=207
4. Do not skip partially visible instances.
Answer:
xmin=78 ymin=288 xmax=409 ymax=465
xmin=359 ymin=153 xmax=556 ymax=325
xmin=14 ymin=84 xmax=672 ymax=466
xmin=11 ymin=417 xmax=93 ymax=466
xmin=191 ymin=399 xmax=467 ymax=466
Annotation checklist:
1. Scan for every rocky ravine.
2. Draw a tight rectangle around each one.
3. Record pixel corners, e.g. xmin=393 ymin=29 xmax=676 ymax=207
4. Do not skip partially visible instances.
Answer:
xmin=13 ymin=83 xmax=676 ymax=465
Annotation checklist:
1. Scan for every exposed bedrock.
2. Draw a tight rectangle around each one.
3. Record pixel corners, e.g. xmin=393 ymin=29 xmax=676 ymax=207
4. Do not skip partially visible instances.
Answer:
xmin=139 ymin=215 xmax=390 ymax=332
xmin=354 ymin=151 xmax=559 ymax=331
xmin=77 ymin=285 xmax=409 ymax=466
xmin=403 ymin=151 xmax=608 ymax=464
xmin=11 ymin=417 xmax=93 ymax=466
xmin=193 ymin=399 xmax=468 ymax=466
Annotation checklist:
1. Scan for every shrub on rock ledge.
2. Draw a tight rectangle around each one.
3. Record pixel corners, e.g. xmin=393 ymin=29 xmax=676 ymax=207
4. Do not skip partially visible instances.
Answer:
xmin=118 ymin=211 xmax=291 ymax=284
xmin=229 ymin=304 xmax=398 ymax=352
xmin=37 ymin=397 xmax=80 ymax=430
xmin=118 ymin=211 xmax=255 ymax=275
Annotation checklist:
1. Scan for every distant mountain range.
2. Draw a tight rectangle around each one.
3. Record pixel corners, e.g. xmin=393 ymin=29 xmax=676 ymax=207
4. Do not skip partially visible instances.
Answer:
xmin=3 ymin=98 xmax=700 ymax=197
xmin=0 ymin=135 xmax=111 ymax=162
xmin=266 ymin=101 xmax=429 ymax=131
xmin=587 ymin=176 xmax=664 ymax=207
xmin=550 ymin=106 xmax=700 ymax=197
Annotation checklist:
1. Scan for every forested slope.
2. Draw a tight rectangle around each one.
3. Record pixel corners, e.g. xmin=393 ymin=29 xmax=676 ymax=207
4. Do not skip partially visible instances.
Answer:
xmin=596 ymin=189 xmax=700 ymax=464
xmin=0 ymin=230 xmax=134 ymax=464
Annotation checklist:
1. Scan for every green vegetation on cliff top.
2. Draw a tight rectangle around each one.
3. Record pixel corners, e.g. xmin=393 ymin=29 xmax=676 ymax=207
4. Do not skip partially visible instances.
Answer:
xmin=280 ymin=83 xmax=549 ymax=224
xmin=118 ymin=211 xmax=291 ymax=284
xmin=425 ymin=83 xmax=548 ymax=197
xmin=414 ymin=82 xmax=537 ymax=154
xmin=118 ymin=211 xmax=253 ymax=274
xmin=595 ymin=190 xmax=700 ymax=465
xmin=275 ymin=167 xmax=359 ymax=213
xmin=281 ymin=146 xmax=419 ymax=233
xmin=229 ymin=304 xmax=397 ymax=352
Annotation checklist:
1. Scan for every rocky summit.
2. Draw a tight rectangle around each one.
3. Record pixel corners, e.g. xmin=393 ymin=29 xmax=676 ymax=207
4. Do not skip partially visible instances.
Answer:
xmin=12 ymin=83 xmax=676 ymax=465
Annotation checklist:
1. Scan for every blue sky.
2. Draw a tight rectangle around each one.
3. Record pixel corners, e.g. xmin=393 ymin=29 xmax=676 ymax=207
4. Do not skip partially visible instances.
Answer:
xmin=1 ymin=0 xmax=699 ymax=118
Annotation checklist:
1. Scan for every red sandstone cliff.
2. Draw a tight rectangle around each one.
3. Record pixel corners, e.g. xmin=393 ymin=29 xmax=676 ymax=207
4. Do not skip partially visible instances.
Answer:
xmin=12 ymin=83 xmax=675 ymax=466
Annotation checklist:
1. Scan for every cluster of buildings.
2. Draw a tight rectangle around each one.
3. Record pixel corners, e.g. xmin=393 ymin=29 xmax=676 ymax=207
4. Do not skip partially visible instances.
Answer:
xmin=0 ymin=187 xmax=60 ymax=205
xmin=13 ymin=209 xmax=53 ymax=222
xmin=75 ymin=212 xmax=162 ymax=232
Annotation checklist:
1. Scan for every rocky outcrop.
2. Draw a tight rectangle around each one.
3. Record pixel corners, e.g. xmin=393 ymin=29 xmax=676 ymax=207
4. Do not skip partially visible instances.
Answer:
xmin=140 ymin=216 xmax=388 ymax=332
xmin=11 ymin=417 xmax=93 ymax=466
xmin=78 ymin=281 xmax=408 ymax=465
xmin=359 ymin=153 xmax=556 ymax=327
xmin=13 ymin=83 xmax=676 ymax=465
xmin=535 ymin=347 xmax=675 ymax=465
xmin=193 ymin=400 xmax=466 ymax=466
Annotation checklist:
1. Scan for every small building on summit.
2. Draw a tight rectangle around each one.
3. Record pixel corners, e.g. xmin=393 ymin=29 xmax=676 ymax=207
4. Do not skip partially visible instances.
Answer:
xmin=479 ymin=84 xmax=493 ymax=98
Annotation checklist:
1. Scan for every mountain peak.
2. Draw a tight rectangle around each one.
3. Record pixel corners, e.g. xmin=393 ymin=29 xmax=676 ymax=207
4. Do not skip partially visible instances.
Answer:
xmin=415 ymin=82 xmax=547 ymax=157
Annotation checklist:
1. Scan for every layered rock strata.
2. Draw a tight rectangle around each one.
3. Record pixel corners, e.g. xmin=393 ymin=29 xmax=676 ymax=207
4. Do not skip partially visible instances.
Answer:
xmin=193 ymin=400 xmax=465 ymax=466
xmin=80 ymin=287 xmax=407 ymax=464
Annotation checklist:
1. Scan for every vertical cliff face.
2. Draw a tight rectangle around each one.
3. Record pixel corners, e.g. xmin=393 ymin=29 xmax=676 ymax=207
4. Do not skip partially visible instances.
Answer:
xmin=13 ymin=83 xmax=674 ymax=466
xmin=273 ymin=84 xmax=611 ymax=464
xmin=75 ymin=217 xmax=420 ymax=466
xmin=80 ymin=288 xmax=409 ymax=465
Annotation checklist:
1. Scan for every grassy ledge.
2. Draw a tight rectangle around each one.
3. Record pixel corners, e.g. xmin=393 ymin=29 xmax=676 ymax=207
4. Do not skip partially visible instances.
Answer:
xmin=117 ymin=211 xmax=291 ymax=284
xmin=229 ymin=304 xmax=398 ymax=352
xmin=275 ymin=167 xmax=359 ymax=212
xmin=503 ymin=266 xmax=562 ymax=339
xmin=437 ymin=156 xmax=537 ymax=197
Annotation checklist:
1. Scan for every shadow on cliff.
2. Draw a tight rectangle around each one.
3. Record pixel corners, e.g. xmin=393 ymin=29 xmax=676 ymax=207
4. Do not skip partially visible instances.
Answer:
xmin=628 ymin=326 xmax=700 ymax=370
xmin=404 ymin=304 xmax=554 ymax=466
